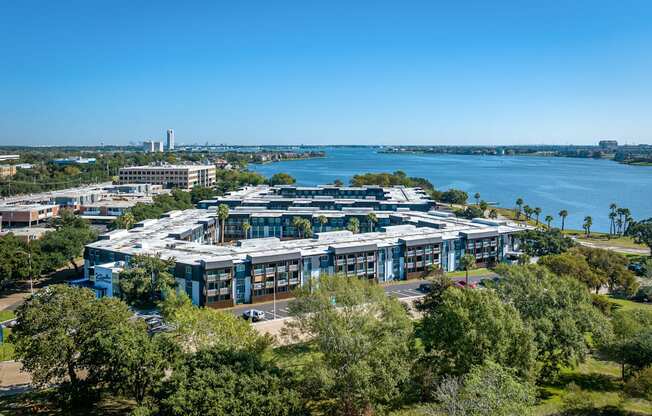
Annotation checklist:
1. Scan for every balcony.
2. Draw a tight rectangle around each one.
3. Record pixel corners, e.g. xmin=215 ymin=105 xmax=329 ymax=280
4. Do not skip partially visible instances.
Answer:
xmin=254 ymin=268 xmax=264 ymax=276
xmin=357 ymin=257 xmax=365 ymax=263
xmin=219 ymin=287 xmax=230 ymax=295
xmin=206 ymin=274 xmax=217 ymax=282
xmin=407 ymin=262 xmax=415 ymax=268
xmin=407 ymin=250 xmax=415 ymax=257
xmin=289 ymin=264 xmax=298 ymax=271
xmin=415 ymin=249 xmax=424 ymax=256
xmin=347 ymin=258 xmax=355 ymax=265
xmin=277 ymin=279 xmax=288 ymax=287
xmin=357 ymin=269 xmax=365 ymax=276
xmin=416 ymin=261 xmax=423 ymax=267
xmin=206 ymin=289 xmax=217 ymax=296
xmin=265 ymin=281 xmax=275 ymax=289
xmin=277 ymin=266 xmax=286 ymax=273
xmin=253 ymin=283 xmax=264 ymax=290
xmin=289 ymin=278 xmax=299 ymax=285
xmin=336 ymin=259 xmax=345 ymax=266
xmin=219 ymin=273 xmax=230 ymax=281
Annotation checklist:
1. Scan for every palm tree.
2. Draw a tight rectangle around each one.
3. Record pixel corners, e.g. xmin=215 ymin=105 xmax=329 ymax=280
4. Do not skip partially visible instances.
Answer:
xmin=459 ymin=253 xmax=476 ymax=286
xmin=609 ymin=203 xmax=618 ymax=235
xmin=608 ymin=211 xmax=617 ymax=237
xmin=523 ymin=205 xmax=533 ymax=221
xmin=217 ymin=204 xmax=230 ymax=243
xmin=545 ymin=215 xmax=553 ymax=229
xmin=559 ymin=210 xmax=568 ymax=231
xmin=534 ymin=207 xmax=542 ymax=226
xmin=489 ymin=209 xmax=498 ymax=219
xmin=616 ymin=217 xmax=624 ymax=235
xmin=515 ymin=198 xmax=524 ymax=219
xmin=474 ymin=192 xmax=481 ymax=206
xmin=241 ymin=221 xmax=251 ymax=240
xmin=479 ymin=200 xmax=488 ymax=213
xmin=347 ymin=217 xmax=360 ymax=234
xmin=583 ymin=216 xmax=593 ymax=237
xmin=292 ymin=217 xmax=305 ymax=238
xmin=317 ymin=215 xmax=328 ymax=233
xmin=367 ymin=212 xmax=378 ymax=232
xmin=300 ymin=219 xmax=313 ymax=238
xmin=116 ymin=211 xmax=136 ymax=229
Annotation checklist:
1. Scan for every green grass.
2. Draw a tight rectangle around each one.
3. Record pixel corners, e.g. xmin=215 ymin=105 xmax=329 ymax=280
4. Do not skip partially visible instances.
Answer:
xmin=444 ymin=267 xmax=496 ymax=278
xmin=563 ymin=229 xmax=648 ymax=250
xmin=0 ymin=327 xmax=14 ymax=361
xmin=534 ymin=356 xmax=652 ymax=415
xmin=0 ymin=310 xmax=15 ymax=322
xmin=610 ymin=298 xmax=652 ymax=313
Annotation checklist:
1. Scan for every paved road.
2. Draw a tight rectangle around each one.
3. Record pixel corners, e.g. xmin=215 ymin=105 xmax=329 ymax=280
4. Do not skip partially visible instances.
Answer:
xmin=230 ymin=273 xmax=497 ymax=322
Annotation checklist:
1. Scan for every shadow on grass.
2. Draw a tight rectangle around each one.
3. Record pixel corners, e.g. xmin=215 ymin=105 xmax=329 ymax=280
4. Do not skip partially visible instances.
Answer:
xmin=0 ymin=390 xmax=134 ymax=416
xmin=554 ymin=372 xmax=621 ymax=392
xmin=561 ymin=406 xmax=649 ymax=416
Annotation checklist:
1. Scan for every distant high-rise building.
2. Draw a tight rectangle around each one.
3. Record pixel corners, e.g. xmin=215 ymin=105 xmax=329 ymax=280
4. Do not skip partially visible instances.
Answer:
xmin=167 ymin=129 xmax=175 ymax=150
xmin=143 ymin=140 xmax=164 ymax=153
xmin=598 ymin=139 xmax=619 ymax=151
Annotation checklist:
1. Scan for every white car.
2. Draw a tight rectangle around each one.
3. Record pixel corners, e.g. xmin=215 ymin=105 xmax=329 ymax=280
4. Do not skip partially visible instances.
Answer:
xmin=242 ymin=309 xmax=266 ymax=322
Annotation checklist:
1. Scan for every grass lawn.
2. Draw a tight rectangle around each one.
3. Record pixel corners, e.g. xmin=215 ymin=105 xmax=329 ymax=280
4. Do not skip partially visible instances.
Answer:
xmin=444 ymin=267 xmax=496 ymax=278
xmin=0 ymin=310 xmax=15 ymax=322
xmin=563 ymin=229 xmax=648 ymax=250
xmin=610 ymin=297 xmax=652 ymax=313
xmin=534 ymin=356 xmax=652 ymax=415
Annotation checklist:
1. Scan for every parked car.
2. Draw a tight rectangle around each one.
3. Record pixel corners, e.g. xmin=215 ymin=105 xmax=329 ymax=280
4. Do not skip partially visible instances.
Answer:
xmin=242 ymin=309 xmax=266 ymax=322
xmin=418 ymin=283 xmax=433 ymax=293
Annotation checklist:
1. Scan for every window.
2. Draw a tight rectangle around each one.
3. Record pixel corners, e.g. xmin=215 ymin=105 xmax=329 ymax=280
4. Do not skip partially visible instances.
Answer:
xmin=185 ymin=266 xmax=192 ymax=279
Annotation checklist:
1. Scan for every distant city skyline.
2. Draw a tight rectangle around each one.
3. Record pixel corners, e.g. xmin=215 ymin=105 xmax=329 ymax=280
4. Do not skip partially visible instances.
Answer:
xmin=1 ymin=1 xmax=651 ymax=146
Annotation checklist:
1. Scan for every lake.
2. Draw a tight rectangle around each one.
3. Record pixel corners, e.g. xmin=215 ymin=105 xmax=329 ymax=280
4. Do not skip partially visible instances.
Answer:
xmin=250 ymin=147 xmax=652 ymax=232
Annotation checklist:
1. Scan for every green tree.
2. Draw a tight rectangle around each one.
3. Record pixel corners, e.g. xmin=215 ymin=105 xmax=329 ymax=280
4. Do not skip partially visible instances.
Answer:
xmin=285 ymin=275 xmax=414 ymax=416
xmin=189 ymin=185 xmax=216 ymax=204
xmin=12 ymin=285 xmax=131 ymax=396
xmin=241 ymin=221 xmax=251 ymax=239
xmin=440 ymin=189 xmax=468 ymax=205
xmin=89 ymin=320 xmax=177 ymax=404
xmin=118 ymin=254 xmax=176 ymax=308
xmin=0 ymin=234 xmax=39 ymax=289
xmin=454 ymin=206 xmax=484 ymax=220
xmin=489 ymin=209 xmax=498 ymax=220
xmin=601 ymin=309 xmax=652 ymax=380
xmin=479 ymin=200 xmax=488 ymax=212
xmin=494 ymin=264 xmax=611 ymax=380
xmin=418 ymin=287 xmax=537 ymax=381
xmin=156 ymin=348 xmax=304 ymax=416
xmin=429 ymin=361 xmax=536 ymax=416
xmin=459 ymin=253 xmax=476 ymax=286
xmin=533 ymin=207 xmax=542 ymax=226
xmin=539 ymin=251 xmax=606 ymax=292
xmin=268 ymin=172 xmax=296 ymax=185
xmin=559 ymin=209 xmax=568 ymax=231
xmin=115 ymin=211 xmax=136 ymax=229
xmin=583 ymin=215 xmax=593 ymax=237
xmin=347 ymin=217 xmax=360 ymax=234
xmin=516 ymin=229 xmax=575 ymax=257
xmin=39 ymin=217 xmax=97 ymax=273
xmin=474 ymin=192 xmax=481 ymax=205
xmin=515 ymin=198 xmax=524 ymax=219
xmin=544 ymin=215 xmax=554 ymax=228
xmin=627 ymin=219 xmax=652 ymax=254
xmin=163 ymin=296 xmax=271 ymax=353
xmin=523 ymin=205 xmax=533 ymax=221
xmin=217 ymin=203 xmax=229 ymax=243
xmin=317 ymin=214 xmax=328 ymax=233
xmin=367 ymin=212 xmax=378 ymax=232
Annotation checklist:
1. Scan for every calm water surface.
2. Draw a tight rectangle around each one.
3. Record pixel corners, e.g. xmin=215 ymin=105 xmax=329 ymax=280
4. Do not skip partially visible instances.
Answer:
xmin=250 ymin=147 xmax=652 ymax=232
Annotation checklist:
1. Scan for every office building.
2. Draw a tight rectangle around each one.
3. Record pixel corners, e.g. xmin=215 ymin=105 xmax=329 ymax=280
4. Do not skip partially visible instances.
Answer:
xmin=0 ymin=204 xmax=59 ymax=227
xmin=84 ymin=187 xmax=527 ymax=308
xmin=52 ymin=157 xmax=96 ymax=166
xmin=143 ymin=140 xmax=164 ymax=153
xmin=0 ymin=165 xmax=16 ymax=178
xmin=167 ymin=129 xmax=175 ymax=150
xmin=118 ymin=164 xmax=216 ymax=190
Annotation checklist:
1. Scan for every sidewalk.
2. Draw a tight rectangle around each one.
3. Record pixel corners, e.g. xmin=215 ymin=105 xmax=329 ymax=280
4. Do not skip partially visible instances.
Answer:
xmin=0 ymin=361 xmax=30 ymax=396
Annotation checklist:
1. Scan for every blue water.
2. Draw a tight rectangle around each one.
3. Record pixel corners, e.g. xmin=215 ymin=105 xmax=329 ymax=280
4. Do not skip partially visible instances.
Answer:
xmin=249 ymin=147 xmax=652 ymax=232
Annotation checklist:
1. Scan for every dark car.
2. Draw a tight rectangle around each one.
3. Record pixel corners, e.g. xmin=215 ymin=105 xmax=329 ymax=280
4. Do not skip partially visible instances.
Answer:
xmin=418 ymin=283 xmax=433 ymax=293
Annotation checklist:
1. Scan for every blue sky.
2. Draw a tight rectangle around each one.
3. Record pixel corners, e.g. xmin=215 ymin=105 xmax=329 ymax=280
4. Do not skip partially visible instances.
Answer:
xmin=1 ymin=1 xmax=651 ymax=146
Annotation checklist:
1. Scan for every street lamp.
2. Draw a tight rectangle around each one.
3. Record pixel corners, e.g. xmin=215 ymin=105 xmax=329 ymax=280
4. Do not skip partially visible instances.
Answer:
xmin=16 ymin=244 xmax=34 ymax=295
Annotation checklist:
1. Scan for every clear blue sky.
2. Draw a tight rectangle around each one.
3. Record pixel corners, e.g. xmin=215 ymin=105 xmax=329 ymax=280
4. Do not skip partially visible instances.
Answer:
xmin=1 ymin=1 xmax=651 ymax=146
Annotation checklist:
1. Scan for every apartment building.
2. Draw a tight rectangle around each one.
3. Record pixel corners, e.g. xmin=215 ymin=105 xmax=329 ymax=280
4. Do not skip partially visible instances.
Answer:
xmin=84 ymin=204 xmax=525 ymax=309
xmin=0 ymin=204 xmax=59 ymax=227
xmin=0 ymin=165 xmax=16 ymax=178
xmin=199 ymin=184 xmax=436 ymax=212
xmin=118 ymin=165 xmax=216 ymax=190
